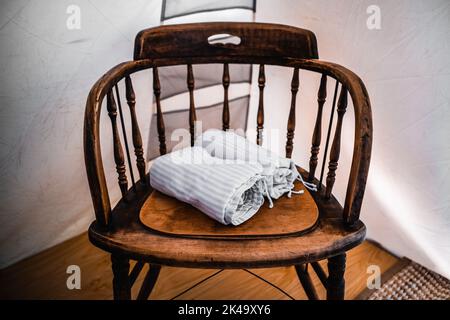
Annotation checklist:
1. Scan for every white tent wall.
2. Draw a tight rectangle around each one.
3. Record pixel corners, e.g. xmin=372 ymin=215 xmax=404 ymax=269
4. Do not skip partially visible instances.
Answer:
xmin=0 ymin=0 xmax=162 ymax=268
xmin=249 ymin=0 xmax=450 ymax=278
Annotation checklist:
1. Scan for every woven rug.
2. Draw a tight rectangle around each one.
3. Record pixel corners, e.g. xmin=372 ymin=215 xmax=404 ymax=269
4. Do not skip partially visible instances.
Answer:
xmin=358 ymin=259 xmax=450 ymax=300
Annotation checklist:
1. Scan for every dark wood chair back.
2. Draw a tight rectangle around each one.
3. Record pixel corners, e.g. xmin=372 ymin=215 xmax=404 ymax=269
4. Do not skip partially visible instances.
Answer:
xmin=84 ymin=22 xmax=372 ymax=230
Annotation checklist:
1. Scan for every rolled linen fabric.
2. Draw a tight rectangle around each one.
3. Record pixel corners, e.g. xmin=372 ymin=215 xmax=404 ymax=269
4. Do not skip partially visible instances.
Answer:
xmin=195 ymin=129 xmax=317 ymax=201
xmin=150 ymin=146 xmax=266 ymax=226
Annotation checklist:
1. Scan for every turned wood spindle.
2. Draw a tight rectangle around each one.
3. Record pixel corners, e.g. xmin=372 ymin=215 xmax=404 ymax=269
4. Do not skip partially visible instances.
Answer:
xmin=187 ymin=64 xmax=197 ymax=146
xmin=319 ymin=81 xmax=339 ymax=190
xmin=308 ymin=74 xmax=327 ymax=181
xmin=124 ymin=76 xmax=146 ymax=184
xmin=325 ymin=87 xmax=348 ymax=199
xmin=222 ymin=63 xmax=230 ymax=131
xmin=114 ymin=84 xmax=135 ymax=188
xmin=286 ymin=67 xmax=299 ymax=158
xmin=106 ymin=90 xmax=128 ymax=197
xmin=152 ymin=67 xmax=167 ymax=155
xmin=256 ymin=64 xmax=265 ymax=146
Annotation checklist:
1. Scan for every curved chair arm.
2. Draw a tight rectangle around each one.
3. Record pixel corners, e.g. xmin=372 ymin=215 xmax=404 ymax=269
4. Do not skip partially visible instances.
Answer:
xmin=296 ymin=60 xmax=373 ymax=225
xmin=84 ymin=60 xmax=153 ymax=227
xmin=84 ymin=58 xmax=372 ymax=228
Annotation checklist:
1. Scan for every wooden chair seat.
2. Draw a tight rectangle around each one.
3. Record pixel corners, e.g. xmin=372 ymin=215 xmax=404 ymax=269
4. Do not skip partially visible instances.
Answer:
xmin=139 ymin=179 xmax=319 ymax=239
xmin=89 ymin=171 xmax=366 ymax=269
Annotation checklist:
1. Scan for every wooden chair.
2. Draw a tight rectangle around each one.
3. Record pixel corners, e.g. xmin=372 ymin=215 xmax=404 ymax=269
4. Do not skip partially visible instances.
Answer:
xmin=84 ymin=22 xmax=372 ymax=300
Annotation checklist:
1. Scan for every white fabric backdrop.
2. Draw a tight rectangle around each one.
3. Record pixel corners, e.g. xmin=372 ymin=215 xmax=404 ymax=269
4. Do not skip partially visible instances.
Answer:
xmin=0 ymin=0 xmax=161 ymax=267
xmin=0 ymin=0 xmax=449 ymax=280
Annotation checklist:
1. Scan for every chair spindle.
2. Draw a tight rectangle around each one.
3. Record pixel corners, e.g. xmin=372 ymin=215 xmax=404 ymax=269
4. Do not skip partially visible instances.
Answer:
xmin=106 ymin=90 xmax=128 ymax=197
xmin=222 ymin=63 xmax=230 ymax=131
xmin=187 ymin=64 xmax=197 ymax=146
xmin=152 ymin=67 xmax=167 ymax=155
xmin=286 ymin=67 xmax=299 ymax=158
xmin=125 ymin=76 xmax=146 ymax=184
xmin=325 ymin=87 xmax=348 ymax=199
xmin=114 ymin=84 xmax=135 ymax=188
xmin=308 ymin=74 xmax=327 ymax=181
xmin=256 ymin=64 xmax=265 ymax=146
xmin=319 ymin=81 xmax=339 ymax=189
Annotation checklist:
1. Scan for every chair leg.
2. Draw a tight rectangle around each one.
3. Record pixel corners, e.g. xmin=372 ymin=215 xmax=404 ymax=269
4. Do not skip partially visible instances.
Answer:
xmin=137 ymin=264 xmax=161 ymax=300
xmin=111 ymin=254 xmax=131 ymax=300
xmin=295 ymin=264 xmax=319 ymax=300
xmin=326 ymin=253 xmax=346 ymax=300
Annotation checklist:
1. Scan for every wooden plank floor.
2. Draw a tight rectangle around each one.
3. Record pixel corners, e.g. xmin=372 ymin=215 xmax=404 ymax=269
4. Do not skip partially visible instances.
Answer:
xmin=0 ymin=233 xmax=399 ymax=300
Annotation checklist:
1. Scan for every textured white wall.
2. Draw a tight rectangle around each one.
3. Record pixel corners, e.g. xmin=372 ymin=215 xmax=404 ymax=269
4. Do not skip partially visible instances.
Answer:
xmin=251 ymin=0 xmax=450 ymax=278
xmin=0 ymin=0 xmax=161 ymax=267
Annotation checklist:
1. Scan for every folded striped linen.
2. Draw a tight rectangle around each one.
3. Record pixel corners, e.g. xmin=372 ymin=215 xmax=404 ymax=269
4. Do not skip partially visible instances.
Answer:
xmin=150 ymin=146 xmax=267 ymax=226
xmin=195 ymin=129 xmax=317 ymax=205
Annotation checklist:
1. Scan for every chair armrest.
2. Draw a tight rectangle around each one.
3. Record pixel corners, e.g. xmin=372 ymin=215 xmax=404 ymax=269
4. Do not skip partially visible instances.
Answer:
xmin=296 ymin=60 xmax=373 ymax=225
xmin=84 ymin=60 xmax=153 ymax=227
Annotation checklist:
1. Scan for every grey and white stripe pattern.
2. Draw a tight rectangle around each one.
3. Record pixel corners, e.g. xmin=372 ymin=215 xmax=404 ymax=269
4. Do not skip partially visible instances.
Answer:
xmin=150 ymin=146 xmax=265 ymax=225
xmin=195 ymin=129 xmax=316 ymax=200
